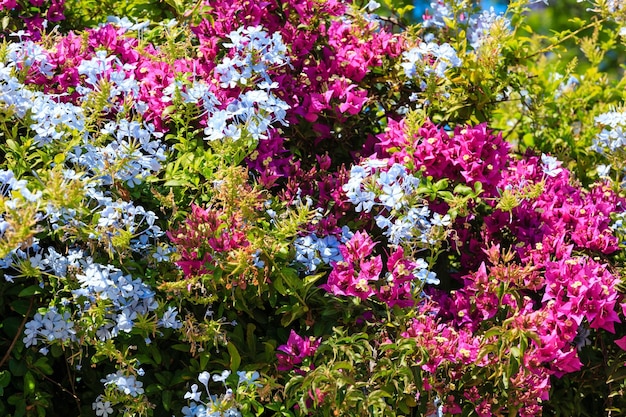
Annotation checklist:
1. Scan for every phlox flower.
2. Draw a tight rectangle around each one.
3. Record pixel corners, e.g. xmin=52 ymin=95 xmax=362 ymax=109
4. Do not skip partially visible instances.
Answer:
xmin=198 ymin=371 xmax=211 ymax=391
xmin=467 ymin=7 xmax=511 ymax=50
xmin=422 ymin=1 xmax=453 ymax=29
xmin=159 ymin=306 xmax=182 ymax=329
xmin=212 ymin=370 xmax=231 ymax=384
xmin=237 ymin=370 xmax=261 ymax=386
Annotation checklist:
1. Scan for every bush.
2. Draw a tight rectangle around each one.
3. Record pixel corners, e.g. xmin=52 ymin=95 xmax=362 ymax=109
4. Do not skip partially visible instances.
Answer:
xmin=1 ymin=0 xmax=626 ymax=416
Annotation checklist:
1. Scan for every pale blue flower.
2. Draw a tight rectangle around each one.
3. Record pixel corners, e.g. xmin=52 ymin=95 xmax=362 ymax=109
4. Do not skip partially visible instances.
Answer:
xmin=212 ymin=370 xmax=231 ymax=384
xmin=184 ymin=384 xmax=201 ymax=402
xmin=159 ymin=306 xmax=182 ymax=329
xmin=540 ymin=153 xmax=563 ymax=178
xmin=198 ymin=371 xmax=211 ymax=390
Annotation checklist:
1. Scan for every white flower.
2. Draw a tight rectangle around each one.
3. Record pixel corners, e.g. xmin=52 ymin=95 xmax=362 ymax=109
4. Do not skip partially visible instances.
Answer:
xmin=540 ymin=153 xmax=563 ymax=178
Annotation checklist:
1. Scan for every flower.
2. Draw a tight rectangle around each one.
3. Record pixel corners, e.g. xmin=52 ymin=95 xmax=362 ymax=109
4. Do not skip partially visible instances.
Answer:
xmin=198 ymin=371 xmax=211 ymax=390
xmin=212 ymin=370 xmax=231 ymax=384
xmin=92 ymin=395 xmax=114 ymax=417
xmin=276 ymin=330 xmax=321 ymax=371
xmin=184 ymin=384 xmax=201 ymax=402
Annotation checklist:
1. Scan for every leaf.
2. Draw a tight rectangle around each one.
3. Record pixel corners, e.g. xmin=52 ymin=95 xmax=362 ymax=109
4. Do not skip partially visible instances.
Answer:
xmin=227 ymin=342 xmax=241 ymax=371
xmin=0 ymin=370 xmax=10 ymax=388
xmin=33 ymin=357 xmax=53 ymax=375
xmin=1 ymin=317 xmax=21 ymax=339
xmin=170 ymin=344 xmax=191 ymax=352
xmin=151 ymin=345 xmax=163 ymax=365
xmin=9 ymin=359 xmax=27 ymax=377
xmin=18 ymin=285 xmax=45 ymax=298
xmin=23 ymin=371 xmax=36 ymax=396
xmin=162 ymin=390 xmax=173 ymax=411
xmin=53 ymin=153 xmax=66 ymax=165
xmin=246 ymin=323 xmax=257 ymax=356
xmin=272 ymin=274 xmax=287 ymax=296
xmin=453 ymin=184 xmax=474 ymax=196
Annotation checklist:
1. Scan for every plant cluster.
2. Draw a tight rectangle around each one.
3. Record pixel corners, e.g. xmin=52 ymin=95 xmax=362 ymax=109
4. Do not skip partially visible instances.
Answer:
xmin=1 ymin=0 xmax=626 ymax=416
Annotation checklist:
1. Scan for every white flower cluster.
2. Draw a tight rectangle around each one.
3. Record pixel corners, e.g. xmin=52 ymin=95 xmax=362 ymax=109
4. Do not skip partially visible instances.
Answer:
xmin=179 ymin=370 xmax=261 ymax=417
xmin=467 ymin=7 xmax=511 ymax=50
xmin=401 ymin=41 xmax=462 ymax=80
xmin=0 ymin=50 xmax=85 ymax=147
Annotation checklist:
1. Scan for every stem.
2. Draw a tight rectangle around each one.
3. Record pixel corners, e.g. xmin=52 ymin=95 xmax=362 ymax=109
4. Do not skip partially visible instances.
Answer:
xmin=521 ymin=18 xmax=605 ymax=61
xmin=32 ymin=367 xmax=81 ymax=412
xmin=0 ymin=297 xmax=35 ymax=369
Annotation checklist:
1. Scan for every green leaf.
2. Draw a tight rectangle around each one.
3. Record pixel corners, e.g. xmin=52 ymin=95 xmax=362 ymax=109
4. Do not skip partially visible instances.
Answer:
xmin=273 ymin=274 xmax=287 ymax=296
xmin=162 ymin=390 xmax=173 ymax=411
xmin=33 ymin=357 xmax=53 ymax=375
xmin=18 ymin=285 xmax=45 ymax=298
xmin=0 ymin=370 xmax=10 ymax=388
xmin=23 ymin=371 xmax=36 ymax=396
xmin=151 ymin=345 xmax=163 ymax=365
xmin=453 ymin=184 xmax=474 ymax=195
xmin=171 ymin=344 xmax=191 ymax=352
xmin=1 ymin=317 xmax=21 ymax=339
xmin=53 ymin=153 xmax=66 ymax=165
xmin=227 ymin=342 xmax=241 ymax=371
xmin=9 ymin=358 xmax=27 ymax=377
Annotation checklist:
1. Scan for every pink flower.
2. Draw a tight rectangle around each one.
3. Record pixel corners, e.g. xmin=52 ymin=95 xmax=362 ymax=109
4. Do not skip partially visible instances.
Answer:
xmin=276 ymin=330 xmax=321 ymax=371
xmin=615 ymin=335 xmax=626 ymax=351
xmin=0 ymin=0 xmax=18 ymax=10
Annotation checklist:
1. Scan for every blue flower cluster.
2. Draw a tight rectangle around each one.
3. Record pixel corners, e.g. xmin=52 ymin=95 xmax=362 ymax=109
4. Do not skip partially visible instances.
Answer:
xmin=344 ymin=160 xmax=451 ymax=246
xmin=592 ymin=109 xmax=626 ymax=182
xmin=202 ymin=26 xmax=290 ymax=142
xmin=23 ymin=307 xmax=76 ymax=354
xmin=179 ymin=370 xmax=261 ymax=417
xmin=1 ymin=45 xmax=85 ymax=147
xmin=467 ymin=7 xmax=511 ymax=50
xmin=101 ymin=370 xmax=145 ymax=397
xmin=13 ymin=240 xmax=181 ymax=351
xmin=73 ymin=261 xmax=160 ymax=339
xmin=401 ymin=41 xmax=462 ymax=80
xmin=294 ymin=233 xmax=344 ymax=272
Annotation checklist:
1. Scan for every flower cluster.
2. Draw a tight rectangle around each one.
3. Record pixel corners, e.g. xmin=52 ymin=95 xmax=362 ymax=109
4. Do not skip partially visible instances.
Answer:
xmin=0 ymin=0 xmax=65 ymax=40
xmin=402 ymin=41 xmax=462 ymax=80
xmin=179 ymin=370 xmax=261 ymax=417
xmin=23 ymin=307 xmax=75 ymax=353
xmin=2 ymin=0 xmax=626 ymax=416
xmin=276 ymin=330 xmax=321 ymax=372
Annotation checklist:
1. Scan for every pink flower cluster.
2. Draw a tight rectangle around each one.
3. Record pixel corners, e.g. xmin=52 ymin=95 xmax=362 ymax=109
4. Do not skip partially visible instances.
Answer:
xmin=1 ymin=0 xmax=65 ymax=40
xmin=321 ymin=231 xmax=426 ymax=308
xmin=276 ymin=329 xmax=321 ymax=372
xmin=372 ymin=119 xmax=626 ymax=415
xmin=167 ymin=204 xmax=249 ymax=281
xmin=377 ymin=119 xmax=510 ymax=197
xmin=15 ymin=0 xmax=404 ymax=222
xmin=321 ymin=231 xmax=382 ymax=300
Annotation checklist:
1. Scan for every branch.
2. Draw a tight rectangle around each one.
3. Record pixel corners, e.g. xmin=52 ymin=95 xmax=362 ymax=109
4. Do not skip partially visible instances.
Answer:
xmin=0 ymin=297 xmax=35 ymax=369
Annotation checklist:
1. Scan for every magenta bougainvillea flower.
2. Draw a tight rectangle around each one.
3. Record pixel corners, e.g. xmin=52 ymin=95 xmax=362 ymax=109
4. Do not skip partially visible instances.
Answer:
xmin=276 ymin=330 xmax=321 ymax=372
